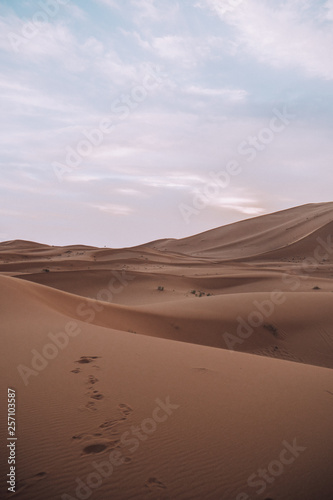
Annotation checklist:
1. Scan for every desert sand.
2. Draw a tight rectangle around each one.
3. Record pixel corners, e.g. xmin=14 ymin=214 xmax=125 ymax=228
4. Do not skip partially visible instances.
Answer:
xmin=1 ymin=202 xmax=333 ymax=499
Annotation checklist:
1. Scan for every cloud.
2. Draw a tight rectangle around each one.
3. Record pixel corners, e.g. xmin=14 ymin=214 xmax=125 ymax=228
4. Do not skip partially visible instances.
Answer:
xmin=321 ymin=0 xmax=333 ymax=21
xmin=328 ymin=3 xmax=333 ymax=20
xmin=201 ymin=0 xmax=333 ymax=80
xmin=187 ymin=85 xmax=248 ymax=101
xmin=96 ymin=0 xmax=121 ymax=9
xmin=150 ymin=35 xmax=222 ymax=67
xmin=141 ymin=174 xmax=204 ymax=189
xmin=151 ymin=36 xmax=196 ymax=65
xmin=189 ymin=189 xmax=265 ymax=215
xmin=131 ymin=0 xmax=160 ymax=20
xmin=0 ymin=75 xmax=79 ymax=114
xmin=213 ymin=199 xmax=264 ymax=215
xmin=0 ymin=208 xmax=34 ymax=217
xmin=91 ymin=203 xmax=135 ymax=215
xmin=131 ymin=0 xmax=179 ymax=23
xmin=117 ymin=188 xmax=145 ymax=196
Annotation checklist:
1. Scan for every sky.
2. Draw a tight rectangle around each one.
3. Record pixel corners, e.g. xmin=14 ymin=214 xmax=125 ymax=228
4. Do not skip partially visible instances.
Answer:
xmin=0 ymin=0 xmax=333 ymax=248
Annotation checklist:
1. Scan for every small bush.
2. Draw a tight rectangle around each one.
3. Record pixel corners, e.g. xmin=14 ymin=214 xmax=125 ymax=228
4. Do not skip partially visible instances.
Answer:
xmin=43 ymin=268 xmax=50 ymax=273
xmin=157 ymin=286 xmax=164 ymax=291
xmin=313 ymin=286 xmax=320 ymax=290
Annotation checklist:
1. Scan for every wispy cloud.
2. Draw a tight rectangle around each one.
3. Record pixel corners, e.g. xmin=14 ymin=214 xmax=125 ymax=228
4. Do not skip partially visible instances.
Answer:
xmin=131 ymin=0 xmax=179 ymax=23
xmin=210 ymin=197 xmax=264 ymax=215
xmin=324 ymin=0 xmax=333 ymax=20
xmin=201 ymin=0 xmax=333 ymax=80
xmin=91 ymin=203 xmax=135 ymax=216
xmin=187 ymin=85 xmax=248 ymax=101
xmin=96 ymin=0 xmax=121 ymax=9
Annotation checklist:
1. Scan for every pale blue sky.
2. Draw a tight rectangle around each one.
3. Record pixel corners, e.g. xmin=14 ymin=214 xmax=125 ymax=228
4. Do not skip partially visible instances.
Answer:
xmin=1 ymin=0 xmax=333 ymax=247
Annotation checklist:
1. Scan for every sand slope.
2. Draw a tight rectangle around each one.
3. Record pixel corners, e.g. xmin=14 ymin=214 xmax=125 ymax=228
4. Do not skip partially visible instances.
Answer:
xmin=1 ymin=275 xmax=333 ymax=500
xmin=143 ymin=202 xmax=333 ymax=260
xmin=2 ymin=275 xmax=333 ymax=369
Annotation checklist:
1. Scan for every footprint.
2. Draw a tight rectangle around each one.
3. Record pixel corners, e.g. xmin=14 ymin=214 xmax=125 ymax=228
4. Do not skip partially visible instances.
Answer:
xmin=73 ymin=432 xmax=103 ymax=441
xmin=107 ymin=439 xmax=120 ymax=449
xmin=82 ymin=443 xmax=107 ymax=455
xmin=91 ymin=393 xmax=104 ymax=400
xmin=76 ymin=358 xmax=92 ymax=364
xmin=88 ymin=375 xmax=99 ymax=385
xmin=72 ymin=434 xmax=84 ymax=440
xmin=85 ymin=401 xmax=97 ymax=411
xmin=193 ymin=367 xmax=209 ymax=373
xmin=82 ymin=439 xmax=120 ymax=456
xmin=118 ymin=403 xmax=133 ymax=417
xmin=145 ymin=477 xmax=166 ymax=490
xmin=99 ymin=407 xmax=133 ymax=435
xmin=76 ymin=356 xmax=101 ymax=365
xmin=32 ymin=472 xmax=47 ymax=480
xmin=99 ymin=419 xmax=122 ymax=430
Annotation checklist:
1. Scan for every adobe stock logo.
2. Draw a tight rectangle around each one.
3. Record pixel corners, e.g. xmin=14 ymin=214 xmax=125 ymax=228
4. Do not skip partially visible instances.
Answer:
xmin=52 ymin=64 xmax=166 ymax=182
xmin=236 ymin=438 xmax=307 ymax=499
xmin=8 ymin=0 xmax=71 ymax=52
xmin=62 ymin=397 xmax=180 ymax=500
xmin=17 ymin=270 xmax=135 ymax=386
xmin=179 ymin=104 xmax=295 ymax=224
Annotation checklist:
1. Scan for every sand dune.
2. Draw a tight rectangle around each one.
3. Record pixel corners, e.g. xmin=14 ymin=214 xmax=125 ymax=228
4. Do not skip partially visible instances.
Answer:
xmin=1 ymin=202 xmax=333 ymax=499
xmin=143 ymin=202 xmax=333 ymax=260
xmin=2 ymin=275 xmax=333 ymax=369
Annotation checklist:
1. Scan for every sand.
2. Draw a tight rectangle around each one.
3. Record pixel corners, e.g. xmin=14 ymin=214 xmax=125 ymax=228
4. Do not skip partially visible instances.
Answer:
xmin=1 ymin=202 xmax=333 ymax=499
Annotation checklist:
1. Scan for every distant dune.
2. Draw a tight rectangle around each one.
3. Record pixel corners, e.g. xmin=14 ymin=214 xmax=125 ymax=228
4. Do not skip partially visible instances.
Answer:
xmin=1 ymin=202 xmax=333 ymax=499
xmin=143 ymin=202 xmax=333 ymax=260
